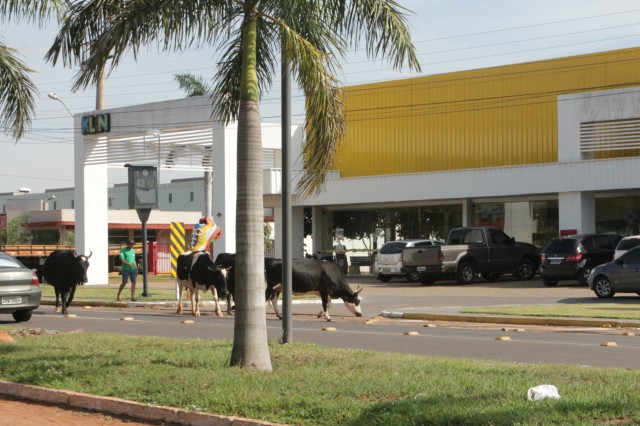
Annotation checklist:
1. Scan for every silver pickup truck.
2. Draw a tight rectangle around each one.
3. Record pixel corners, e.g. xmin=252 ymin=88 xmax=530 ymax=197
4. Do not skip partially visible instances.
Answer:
xmin=401 ymin=227 xmax=540 ymax=285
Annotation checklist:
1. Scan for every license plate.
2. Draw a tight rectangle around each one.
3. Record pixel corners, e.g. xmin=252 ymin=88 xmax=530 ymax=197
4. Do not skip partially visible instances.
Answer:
xmin=1 ymin=296 xmax=21 ymax=305
xmin=417 ymin=267 xmax=426 ymax=272
xmin=550 ymin=259 xmax=561 ymax=265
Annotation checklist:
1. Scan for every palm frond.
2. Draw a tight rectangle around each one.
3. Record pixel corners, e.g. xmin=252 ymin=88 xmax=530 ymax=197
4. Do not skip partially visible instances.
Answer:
xmin=211 ymin=15 xmax=278 ymax=124
xmin=278 ymin=21 xmax=345 ymax=197
xmin=326 ymin=0 xmax=421 ymax=72
xmin=0 ymin=41 xmax=36 ymax=140
xmin=0 ymin=0 xmax=65 ymax=24
xmin=174 ymin=73 xmax=213 ymax=97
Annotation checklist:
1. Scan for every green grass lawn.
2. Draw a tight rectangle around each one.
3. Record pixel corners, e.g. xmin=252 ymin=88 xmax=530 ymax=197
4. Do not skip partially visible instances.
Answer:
xmin=40 ymin=283 xmax=178 ymax=302
xmin=461 ymin=304 xmax=640 ymax=321
xmin=0 ymin=330 xmax=638 ymax=425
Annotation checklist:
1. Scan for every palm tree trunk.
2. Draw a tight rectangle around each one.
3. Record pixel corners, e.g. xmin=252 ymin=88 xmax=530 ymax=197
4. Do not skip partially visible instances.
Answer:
xmin=230 ymin=17 xmax=272 ymax=371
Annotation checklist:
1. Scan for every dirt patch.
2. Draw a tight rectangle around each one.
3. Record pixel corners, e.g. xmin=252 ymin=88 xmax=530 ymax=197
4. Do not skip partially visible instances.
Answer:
xmin=0 ymin=395 xmax=162 ymax=426
xmin=8 ymin=328 xmax=86 ymax=338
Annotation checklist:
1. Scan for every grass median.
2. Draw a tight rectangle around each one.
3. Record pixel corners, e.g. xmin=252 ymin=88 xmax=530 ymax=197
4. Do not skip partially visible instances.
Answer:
xmin=460 ymin=304 xmax=640 ymax=321
xmin=0 ymin=330 xmax=639 ymax=425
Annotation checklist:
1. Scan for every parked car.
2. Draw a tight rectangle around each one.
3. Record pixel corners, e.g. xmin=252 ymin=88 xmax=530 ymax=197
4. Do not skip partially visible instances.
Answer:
xmin=0 ymin=252 xmax=41 ymax=322
xmin=374 ymin=239 xmax=444 ymax=282
xmin=539 ymin=233 xmax=622 ymax=286
xmin=588 ymin=245 xmax=640 ymax=298
xmin=614 ymin=235 xmax=640 ymax=259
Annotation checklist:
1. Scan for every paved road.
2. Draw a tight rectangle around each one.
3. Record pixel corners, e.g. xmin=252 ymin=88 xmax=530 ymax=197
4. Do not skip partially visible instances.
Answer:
xmin=15 ymin=274 xmax=640 ymax=369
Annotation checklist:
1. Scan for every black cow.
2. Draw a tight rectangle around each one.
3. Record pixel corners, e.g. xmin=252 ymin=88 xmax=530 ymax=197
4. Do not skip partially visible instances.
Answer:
xmin=265 ymin=257 xmax=362 ymax=321
xmin=176 ymin=251 xmax=228 ymax=317
xmin=43 ymin=250 xmax=92 ymax=315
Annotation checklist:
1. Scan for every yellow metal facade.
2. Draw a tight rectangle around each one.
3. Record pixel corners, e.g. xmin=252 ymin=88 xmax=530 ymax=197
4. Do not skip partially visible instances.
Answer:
xmin=336 ymin=47 xmax=640 ymax=177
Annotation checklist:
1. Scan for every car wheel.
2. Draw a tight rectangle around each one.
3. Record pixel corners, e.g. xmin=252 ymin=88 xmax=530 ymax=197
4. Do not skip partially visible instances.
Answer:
xmin=456 ymin=262 xmax=475 ymax=284
xmin=515 ymin=259 xmax=536 ymax=280
xmin=593 ymin=275 xmax=615 ymax=298
xmin=542 ymin=277 xmax=558 ymax=287
xmin=420 ymin=277 xmax=435 ymax=285
xmin=481 ymin=272 xmax=501 ymax=282
xmin=579 ymin=268 xmax=591 ymax=285
xmin=12 ymin=309 xmax=32 ymax=322
xmin=407 ymin=273 xmax=420 ymax=282
xmin=378 ymin=274 xmax=392 ymax=283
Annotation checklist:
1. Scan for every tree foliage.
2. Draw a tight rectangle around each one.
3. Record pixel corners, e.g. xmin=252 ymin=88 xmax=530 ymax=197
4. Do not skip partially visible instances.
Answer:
xmin=46 ymin=0 xmax=420 ymax=371
xmin=5 ymin=214 xmax=32 ymax=244
xmin=0 ymin=0 xmax=64 ymax=140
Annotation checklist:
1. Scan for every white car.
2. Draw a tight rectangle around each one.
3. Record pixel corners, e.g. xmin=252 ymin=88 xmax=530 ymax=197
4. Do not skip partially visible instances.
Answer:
xmin=374 ymin=239 xmax=444 ymax=282
xmin=614 ymin=235 xmax=640 ymax=259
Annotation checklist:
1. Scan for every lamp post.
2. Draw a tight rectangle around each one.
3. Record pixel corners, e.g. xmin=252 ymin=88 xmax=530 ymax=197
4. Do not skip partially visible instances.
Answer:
xmin=41 ymin=195 xmax=56 ymax=211
xmin=47 ymin=93 xmax=73 ymax=116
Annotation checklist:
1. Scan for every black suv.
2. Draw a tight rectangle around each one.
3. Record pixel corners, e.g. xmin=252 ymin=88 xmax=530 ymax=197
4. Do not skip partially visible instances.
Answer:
xmin=539 ymin=233 xmax=622 ymax=286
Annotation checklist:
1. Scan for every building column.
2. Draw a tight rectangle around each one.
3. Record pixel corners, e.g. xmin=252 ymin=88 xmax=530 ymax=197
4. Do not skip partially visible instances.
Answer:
xmin=212 ymin=125 xmax=237 ymax=255
xmin=559 ymin=192 xmax=595 ymax=235
xmin=75 ymin=133 xmax=109 ymax=285
xmin=291 ymin=206 xmax=305 ymax=259
xmin=311 ymin=206 xmax=325 ymax=254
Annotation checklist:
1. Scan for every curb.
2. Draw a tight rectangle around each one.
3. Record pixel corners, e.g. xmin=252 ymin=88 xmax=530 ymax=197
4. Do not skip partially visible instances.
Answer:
xmin=381 ymin=311 xmax=640 ymax=328
xmin=0 ymin=381 xmax=284 ymax=426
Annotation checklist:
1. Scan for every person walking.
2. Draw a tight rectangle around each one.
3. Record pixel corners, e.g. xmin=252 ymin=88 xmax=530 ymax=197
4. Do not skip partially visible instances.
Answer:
xmin=117 ymin=239 xmax=138 ymax=301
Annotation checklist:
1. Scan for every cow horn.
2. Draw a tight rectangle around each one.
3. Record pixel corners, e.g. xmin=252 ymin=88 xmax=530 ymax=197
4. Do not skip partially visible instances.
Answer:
xmin=87 ymin=251 xmax=93 ymax=259
xmin=354 ymin=285 xmax=363 ymax=295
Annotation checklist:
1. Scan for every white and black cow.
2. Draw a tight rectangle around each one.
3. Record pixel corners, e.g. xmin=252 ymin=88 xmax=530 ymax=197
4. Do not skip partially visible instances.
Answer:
xmin=43 ymin=250 xmax=92 ymax=315
xmin=176 ymin=251 xmax=228 ymax=317
xmin=266 ymin=257 xmax=363 ymax=321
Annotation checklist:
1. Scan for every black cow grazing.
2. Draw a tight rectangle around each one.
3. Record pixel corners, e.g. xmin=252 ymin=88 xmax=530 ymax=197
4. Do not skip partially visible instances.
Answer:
xmin=176 ymin=251 xmax=228 ymax=317
xmin=265 ymin=257 xmax=362 ymax=322
xmin=213 ymin=252 xmax=236 ymax=314
xmin=43 ymin=250 xmax=92 ymax=315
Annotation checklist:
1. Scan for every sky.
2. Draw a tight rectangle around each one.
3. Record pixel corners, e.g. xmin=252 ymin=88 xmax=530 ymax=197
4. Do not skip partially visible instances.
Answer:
xmin=2 ymin=0 xmax=640 ymax=194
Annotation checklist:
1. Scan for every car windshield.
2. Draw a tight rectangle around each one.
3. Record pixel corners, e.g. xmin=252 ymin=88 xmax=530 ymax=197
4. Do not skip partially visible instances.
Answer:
xmin=379 ymin=242 xmax=408 ymax=254
xmin=0 ymin=255 xmax=24 ymax=269
xmin=617 ymin=238 xmax=640 ymax=251
xmin=543 ymin=239 xmax=578 ymax=252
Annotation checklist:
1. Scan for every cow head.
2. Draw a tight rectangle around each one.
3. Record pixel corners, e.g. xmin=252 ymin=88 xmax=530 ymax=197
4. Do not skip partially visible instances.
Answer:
xmin=76 ymin=251 xmax=92 ymax=284
xmin=343 ymin=286 xmax=363 ymax=317
xmin=211 ymin=266 xmax=229 ymax=297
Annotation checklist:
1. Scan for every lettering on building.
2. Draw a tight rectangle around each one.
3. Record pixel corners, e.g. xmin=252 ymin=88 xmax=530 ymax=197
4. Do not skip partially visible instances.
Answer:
xmin=81 ymin=113 xmax=111 ymax=135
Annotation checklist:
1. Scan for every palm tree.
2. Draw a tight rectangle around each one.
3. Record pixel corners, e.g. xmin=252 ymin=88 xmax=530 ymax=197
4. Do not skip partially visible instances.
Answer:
xmin=46 ymin=0 xmax=420 ymax=371
xmin=0 ymin=0 xmax=64 ymax=140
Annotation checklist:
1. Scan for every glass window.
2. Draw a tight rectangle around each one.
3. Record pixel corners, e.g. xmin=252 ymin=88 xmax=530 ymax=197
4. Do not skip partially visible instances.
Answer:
xmin=379 ymin=242 xmax=407 ymax=254
xmin=169 ymin=193 xmax=173 ymax=203
xmin=622 ymin=248 xmax=640 ymax=264
xmin=464 ymin=229 xmax=484 ymax=244
xmin=490 ymin=229 xmax=511 ymax=245
xmin=617 ymin=238 xmax=640 ymax=251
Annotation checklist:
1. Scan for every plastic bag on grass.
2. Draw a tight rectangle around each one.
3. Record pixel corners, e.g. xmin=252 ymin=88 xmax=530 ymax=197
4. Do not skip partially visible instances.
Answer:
xmin=527 ymin=384 xmax=561 ymax=401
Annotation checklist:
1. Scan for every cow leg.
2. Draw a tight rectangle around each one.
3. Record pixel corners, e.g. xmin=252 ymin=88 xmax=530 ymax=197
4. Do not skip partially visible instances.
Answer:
xmin=269 ymin=291 xmax=283 ymax=319
xmin=61 ymin=289 xmax=71 ymax=315
xmin=192 ymin=286 xmax=201 ymax=317
xmin=67 ymin=285 xmax=77 ymax=307
xmin=176 ymin=282 xmax=184 ymax=315
xmin=211 ymin=288 xmax=223 ymax=317
xmin=226 ymin=293 xmax=234 ymax=314
xmin=319 ymin=292 xmax=331 ymax=322
xmin=54 ymin=289 xmax=61 ymax=313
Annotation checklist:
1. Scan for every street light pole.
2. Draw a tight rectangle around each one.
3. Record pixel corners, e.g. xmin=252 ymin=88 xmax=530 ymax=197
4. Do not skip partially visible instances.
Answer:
xmin=47 ymin=93 xmax=73 ymax=116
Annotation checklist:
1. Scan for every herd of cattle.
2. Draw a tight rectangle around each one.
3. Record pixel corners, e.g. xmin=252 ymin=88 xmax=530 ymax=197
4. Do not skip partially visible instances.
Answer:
xmin=41 ymin=249 xmax=363 ymax=322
